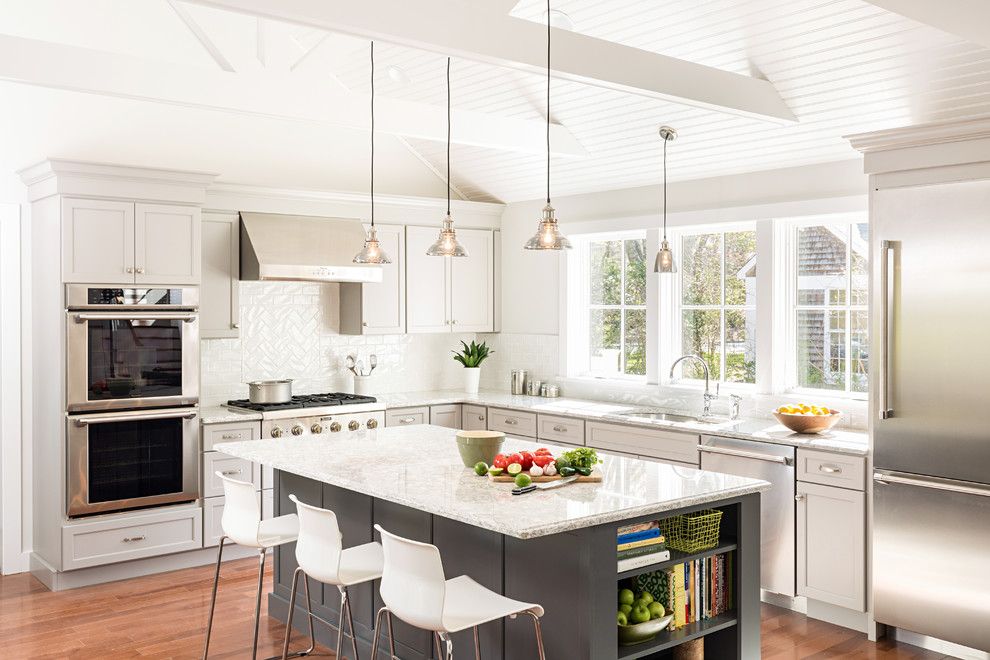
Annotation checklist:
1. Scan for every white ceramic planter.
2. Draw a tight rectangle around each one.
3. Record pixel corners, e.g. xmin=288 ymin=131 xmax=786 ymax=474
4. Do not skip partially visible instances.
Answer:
xmin=463 ymin=367 xmax=481 ymax=394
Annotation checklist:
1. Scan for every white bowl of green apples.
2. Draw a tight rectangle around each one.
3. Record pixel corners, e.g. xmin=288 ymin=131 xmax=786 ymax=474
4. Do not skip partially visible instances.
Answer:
xmin=616 ymin=587 xmax=674 ymax=646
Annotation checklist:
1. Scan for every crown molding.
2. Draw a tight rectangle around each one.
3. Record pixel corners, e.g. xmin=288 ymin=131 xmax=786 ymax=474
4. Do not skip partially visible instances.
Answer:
xmin=845 ymin=116 xmax=990 ymax=153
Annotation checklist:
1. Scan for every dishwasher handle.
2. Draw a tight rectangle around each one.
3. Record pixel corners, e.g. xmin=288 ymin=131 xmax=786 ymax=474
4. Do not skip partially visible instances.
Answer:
xmin=698 ymin=443 xmax=792 ymax=466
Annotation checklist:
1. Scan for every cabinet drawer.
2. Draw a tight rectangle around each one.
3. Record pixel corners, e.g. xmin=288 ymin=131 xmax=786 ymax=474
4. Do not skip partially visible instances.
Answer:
xmin=462 ymin=404 xmax=488 ymax=431
xmin=585 ymin=421 xmax=699 ymax=465
xmin=203 ymin=420 xmax=261 ymax=451
xmin=487 ymin=407 xmax=537 ymax=438
xmin=797 ymin=449 xmax=866 ymax=490
xmin=203 ymin=451 xmax=262 ymax=497
xmin=386 ymin=406 xmax=430 ymax=427
xmin=62 ymin=506 xmax=202 ymax=570
xmin=537 ymin=414 xmax=585 ymax=445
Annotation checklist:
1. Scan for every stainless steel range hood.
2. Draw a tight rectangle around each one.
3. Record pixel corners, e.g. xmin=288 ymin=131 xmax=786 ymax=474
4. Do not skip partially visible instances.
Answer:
xmin=239 ymin=212 xmax=383 ymax=284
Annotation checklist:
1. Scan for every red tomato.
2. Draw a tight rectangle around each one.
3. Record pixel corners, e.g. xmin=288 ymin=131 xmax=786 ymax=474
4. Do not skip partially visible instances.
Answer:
xmin=505 ymin=453 xmax=523 ymax=468
xmin=492 ymin=454 xmax=509 ymax=469
xmin=534 ymin=447 xmax=553 ymax=455
xmin=533 ymin=454 xmax=555 ymax=468
xmin=518 ymin=451 xmax=535 ymax=470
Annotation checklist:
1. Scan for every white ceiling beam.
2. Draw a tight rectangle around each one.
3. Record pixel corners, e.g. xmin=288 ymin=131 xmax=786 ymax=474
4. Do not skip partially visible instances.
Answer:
xmin=181 ymin=0 xmax=797 ymax=124
xmin=165 ymin=0 xmax=236 ymax=72
xmin=860 ymin=0 xmax=990 ymax=48
xmin=0 ymin=34 xmax=585 ymax=158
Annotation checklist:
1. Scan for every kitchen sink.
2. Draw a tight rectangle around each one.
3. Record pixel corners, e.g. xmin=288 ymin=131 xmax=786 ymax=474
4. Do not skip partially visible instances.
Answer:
xmin=613 ymin=409 xmax=731 ymax=424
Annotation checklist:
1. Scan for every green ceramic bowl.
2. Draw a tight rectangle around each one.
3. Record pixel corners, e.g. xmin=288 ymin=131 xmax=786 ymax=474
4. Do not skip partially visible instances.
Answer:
xmin=617 ymin=614 xmax=674 ymax=646
xmin=455 ymin=430 xmax=505 ymax=468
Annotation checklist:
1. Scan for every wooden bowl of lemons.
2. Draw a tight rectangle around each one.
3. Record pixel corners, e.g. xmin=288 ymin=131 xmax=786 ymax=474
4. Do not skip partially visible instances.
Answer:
xmin=773 ymin=404 xmax=841 ymax=434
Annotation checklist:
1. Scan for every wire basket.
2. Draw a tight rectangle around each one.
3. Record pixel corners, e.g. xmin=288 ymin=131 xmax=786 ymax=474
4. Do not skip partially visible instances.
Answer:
xmin=657 ymin=509 xmax=723 ymax=553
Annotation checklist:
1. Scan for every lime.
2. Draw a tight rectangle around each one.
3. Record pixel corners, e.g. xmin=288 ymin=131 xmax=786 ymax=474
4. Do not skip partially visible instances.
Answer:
xmin=514 ymin=473 xmax=532 ymax=488
xmin=473 ymin=462 xmax=489 ymax=476
xmin=618 ymin=588 xmax=635 ymax=606
xmin=488 ymin=467 xmax=505 ymax=477
xmin=507 ymin=463 xmax=523 ymax=476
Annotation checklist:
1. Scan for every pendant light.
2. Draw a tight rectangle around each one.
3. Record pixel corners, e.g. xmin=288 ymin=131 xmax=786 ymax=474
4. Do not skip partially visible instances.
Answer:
xmin=427 ymin=58 xmax=469 ymax=257
xmin=654 ymin=126 xmax=677 ymax=273
xmin=354 ymin=41 xmax=392 ymax=265
xmin=524 ymin=0 xmax=571 ymax=251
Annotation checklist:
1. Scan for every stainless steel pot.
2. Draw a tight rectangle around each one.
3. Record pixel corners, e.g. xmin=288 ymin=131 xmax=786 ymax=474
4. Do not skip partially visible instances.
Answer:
xmin=246 ymin=379 xmax=293 ymax=404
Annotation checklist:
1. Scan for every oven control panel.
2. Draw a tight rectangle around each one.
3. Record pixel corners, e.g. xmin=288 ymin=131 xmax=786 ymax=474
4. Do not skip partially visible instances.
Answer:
xmin=263 ymin=411 xmax=385 ymax=440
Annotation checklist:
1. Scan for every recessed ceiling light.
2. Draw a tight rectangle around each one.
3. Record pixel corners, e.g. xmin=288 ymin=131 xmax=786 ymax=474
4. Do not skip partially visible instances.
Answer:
xmin=386 ymin=64 xmax=410 ymax=85
xmin=543 ymin=9 xmax=574 ymax=31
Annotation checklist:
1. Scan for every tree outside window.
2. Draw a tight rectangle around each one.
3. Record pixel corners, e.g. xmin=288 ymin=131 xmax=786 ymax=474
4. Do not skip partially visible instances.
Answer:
xmin=588 ymin=238 xmax=647 ymax=377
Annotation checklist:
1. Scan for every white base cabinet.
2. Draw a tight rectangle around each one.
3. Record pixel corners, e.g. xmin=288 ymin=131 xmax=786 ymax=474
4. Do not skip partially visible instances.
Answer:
xmin=462 ymin=405 xmax=488 ymax=431
xmin=62 ymin=506 xmax=203 ymax=570
xmin=797 ymin=480 xmax=866 ymax=612
xmin=430 ymin=404 xmax=462 ymax=429
xmin=585 ymin=421 xmax=699 ymax=465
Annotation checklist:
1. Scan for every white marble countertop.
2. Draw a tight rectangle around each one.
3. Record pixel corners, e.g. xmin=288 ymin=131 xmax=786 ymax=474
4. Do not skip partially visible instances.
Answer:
xmin=215 ymin=424 xmax=769 ymax=540
xmin=380 ymin=390 xmax=870 ymax=456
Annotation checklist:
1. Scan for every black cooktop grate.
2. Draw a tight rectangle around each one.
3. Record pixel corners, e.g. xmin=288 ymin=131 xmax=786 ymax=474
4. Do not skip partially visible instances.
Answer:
xmin=226 ymin=392 xmax=377 ymax=412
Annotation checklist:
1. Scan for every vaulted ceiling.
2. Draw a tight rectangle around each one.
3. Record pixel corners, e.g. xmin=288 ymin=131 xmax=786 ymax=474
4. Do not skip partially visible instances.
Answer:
xmin=2 ymin=0 xmax=989 ymax=203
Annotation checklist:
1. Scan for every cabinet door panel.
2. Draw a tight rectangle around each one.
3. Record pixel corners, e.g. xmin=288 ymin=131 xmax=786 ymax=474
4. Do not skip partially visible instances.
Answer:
xmin=135 ymin=203 xmax=201 ymax=284
xmin=201 ymin=213 xmax=239 ymax=338
xmin=430 ymin=404 xmax=462 ymax=429
xmin=450 ymin=229 xmax=494 ymax=332
xmin=405 ymin=226 xmax=449 ymax=333
xmin=462 ymin=404 xmax=487 ymax=431
xmin=361 ymin=224 xmax=405 ymax=334
xmin=61 ymin=198 xmax=134 ymax=283
xmin=797 ymin=481 xmax=866 ymax=611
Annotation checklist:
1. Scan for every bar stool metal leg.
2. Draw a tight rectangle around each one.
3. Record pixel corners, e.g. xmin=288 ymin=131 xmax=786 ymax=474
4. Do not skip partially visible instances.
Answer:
xmin=438 ymin=632 xmax=453 ymax=660
xmin=434 ymin=632 xmax=444 ymax=659
xmin=473 ymin=625 xmax=481 ymax=660
xmin=202 ymin=536 xmax=226 ymax=660
xmin=525 ymin=611 xmax=547 ymax=660
xmin=278 ymin=567 xmax=316 ymax=660
xmin=335 ymin=587 xmax=347 ymax=660
xmin=251 ymin=548 xmax=267 ymax=660
xmin=342 ymin=587 xmax=360 ymax=660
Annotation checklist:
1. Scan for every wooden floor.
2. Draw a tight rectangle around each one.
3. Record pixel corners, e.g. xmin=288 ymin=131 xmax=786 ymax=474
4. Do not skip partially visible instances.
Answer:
xmin=0 ymin=557 xmax=956 ymax=659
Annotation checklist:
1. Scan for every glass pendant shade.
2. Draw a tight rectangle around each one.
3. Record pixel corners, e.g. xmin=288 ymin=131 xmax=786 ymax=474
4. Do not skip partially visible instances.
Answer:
xmin=426 ymin=214 xmax=469 ymax=257
xmin=353 ymin=225 xmax=391 ymax=264
xmin=524 ymin=204 xmax=572 ymax=250
xmin=654 ymin=238 xmax=676 ymax=273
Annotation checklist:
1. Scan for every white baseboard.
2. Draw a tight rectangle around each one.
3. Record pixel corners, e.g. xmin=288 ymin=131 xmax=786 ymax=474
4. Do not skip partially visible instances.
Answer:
xmin=894 ymin=629 xmax=990 ymax=660
xmin=30 ymin=544 xmax=258 ymax=591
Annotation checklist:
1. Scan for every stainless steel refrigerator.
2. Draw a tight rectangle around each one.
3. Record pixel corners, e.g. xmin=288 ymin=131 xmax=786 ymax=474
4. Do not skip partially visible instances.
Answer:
xmin=872 ymin=178 xmax=990 ymax=652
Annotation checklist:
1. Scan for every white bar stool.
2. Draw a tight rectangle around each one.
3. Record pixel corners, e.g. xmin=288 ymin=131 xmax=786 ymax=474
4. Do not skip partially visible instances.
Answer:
xmin=280 ymin=494 xmax=384 ymax=660
xmin=202 ymin=472 xmax=316 ymax=660
xmin=370 ymin=524 xmax=546 ymax=660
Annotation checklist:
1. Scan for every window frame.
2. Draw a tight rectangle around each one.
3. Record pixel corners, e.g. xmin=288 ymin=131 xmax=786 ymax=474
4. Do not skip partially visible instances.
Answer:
xmin=783 ymin=215 xmax=869 ymax=399
xmin=568 ymin=230 xmax=649 ymax=381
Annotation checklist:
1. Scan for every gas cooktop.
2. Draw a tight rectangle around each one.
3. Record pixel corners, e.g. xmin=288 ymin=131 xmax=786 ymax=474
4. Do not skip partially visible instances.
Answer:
xmin=226 ymin=392 xmax=377 ymax=412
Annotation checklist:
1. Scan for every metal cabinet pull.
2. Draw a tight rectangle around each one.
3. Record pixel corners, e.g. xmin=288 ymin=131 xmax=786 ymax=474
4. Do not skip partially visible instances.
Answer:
xmin=122 ymin=535 xmax=146 ymax=543
xmin=504 ymin=418 xmax=518 ymax=425
xmin=879 ymin=239 xmax=897 ymax=420
xmin=135 ymin=267 xmax=146 ymax=274
xmin=552 ymin=425 xmax=567 ymax=432
xmin=697 ymin=444 xmax=792 ymax=465
xmin=874 ymin=471 xmax=990 ymax=498
xmin=74 ymin=409 xmax=198 ymax=426
xmin=73 ymin=312 xmax=197 ymax=323
xmin=400 ymin=417 xmax=415 ymax=424
xmin=795 ymin=494 xmax=805 ymax=502
xmin=478 ymin=415 xmax=485 ymax=421
xmin=819 ymin=464 xmax=842 ymax=474
xmin=220 ymin=469 xmax=242 ymax=476
xmin=125 ymin=266 xmax=134 ymax=274
xmin=220 ymin=433 xmax=240 ymax=440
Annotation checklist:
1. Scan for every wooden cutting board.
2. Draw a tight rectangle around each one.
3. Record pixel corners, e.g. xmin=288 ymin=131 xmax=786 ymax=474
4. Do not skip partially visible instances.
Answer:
xmin=488 ymin=469 xmax=603 ymax=483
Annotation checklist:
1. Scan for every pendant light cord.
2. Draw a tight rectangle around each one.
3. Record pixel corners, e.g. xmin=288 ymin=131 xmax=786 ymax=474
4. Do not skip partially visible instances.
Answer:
xmin=447 ymin=57 xmax=451 ymax=216
xmin=546 ymin=0 xmax=551 ymax=205
xmin=370 ymin=41 xmax=376 ymax=228
xmin=662 ymin=134 xmax=667 ymax=241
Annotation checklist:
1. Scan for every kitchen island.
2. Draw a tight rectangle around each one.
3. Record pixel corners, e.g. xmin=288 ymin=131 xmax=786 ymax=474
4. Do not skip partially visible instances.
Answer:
xmin=216 ymin=424 xmax=769 ymax=659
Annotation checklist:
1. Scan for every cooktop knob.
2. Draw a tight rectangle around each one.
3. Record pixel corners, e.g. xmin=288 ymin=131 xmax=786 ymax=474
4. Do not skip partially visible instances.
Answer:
xmin=329 ymin=422 xmax=342 ymax=433
xmin=367 ymin=418 xmax=379 ymax=429
xmin=291 ymin=424 xmax=304 ymax=436
xmin=348 ymin=420 xmax=360 ymax=431
xmin=270 ymin=426 xmax=283 ymax=438
xmin=311 ymin=422 xmax=324 ymax=434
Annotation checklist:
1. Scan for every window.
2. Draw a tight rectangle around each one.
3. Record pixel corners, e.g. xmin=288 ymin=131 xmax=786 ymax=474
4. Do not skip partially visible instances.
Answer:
xmin=577 ymin=234 xmax=647 ymax=378
xmin=792 ymin=221 xmax=869 ymax=393
xmin=673 ymin=227 xmax=758 ymax=384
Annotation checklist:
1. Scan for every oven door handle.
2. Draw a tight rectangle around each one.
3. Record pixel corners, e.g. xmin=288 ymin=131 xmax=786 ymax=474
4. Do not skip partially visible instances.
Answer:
xmin=73 ymin=409 xmax=199 ymax=426
xmin=72 ymin=313 xmax=197 ymax=323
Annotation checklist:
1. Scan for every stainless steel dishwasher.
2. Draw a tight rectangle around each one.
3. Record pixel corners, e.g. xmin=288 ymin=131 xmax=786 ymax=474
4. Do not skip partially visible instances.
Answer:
xmin=699 ymin=435 xmax=795 ymax=597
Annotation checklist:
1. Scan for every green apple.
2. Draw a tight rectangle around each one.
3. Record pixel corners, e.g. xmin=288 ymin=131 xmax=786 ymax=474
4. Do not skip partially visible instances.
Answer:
xmin=619 ymin=603 xmax=632 ymax=615
xmin=616 ymin=611 xmax=628 ymax=626
xmin=630 ymin=604 xmax=651 ymax=625
xmin=631 ymin=599 xmax=647 ymax=612
xmin=617 ymin=588 xmax=635 ymax=606
xmin=648 ymin=602 xmax=665 ymax=619
xmin=636 ymin=590 xmax=654 ymax=606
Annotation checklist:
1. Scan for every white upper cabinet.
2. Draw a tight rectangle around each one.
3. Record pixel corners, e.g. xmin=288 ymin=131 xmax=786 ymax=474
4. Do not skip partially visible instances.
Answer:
xmin=201 ymin=212 xmax=240 ymax=338
xmin=135 ymin=203 xmax=201 ymax=284
xmin=449 ymin=228 xmax=494 ymax=332
xmin=406 ymin=226 xmax=452 ymax=333
xmin=61 ymin=198 xmax=135 ymax=283
xmin=340 ymin=224 xmax=405 ymax=335
xmin=61 ymin=197 xmax=201 ymax=285
xmin=406 ymin=225 xmax=495 ymax=334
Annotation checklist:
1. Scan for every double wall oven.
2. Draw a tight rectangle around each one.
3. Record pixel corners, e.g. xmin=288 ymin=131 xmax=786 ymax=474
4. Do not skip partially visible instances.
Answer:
xmin=65 ymin=285 xmax=201 ymax=517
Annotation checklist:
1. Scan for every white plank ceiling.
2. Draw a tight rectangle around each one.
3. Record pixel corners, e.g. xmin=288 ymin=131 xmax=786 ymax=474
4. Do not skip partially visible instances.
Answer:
xmin=2 ymin=0 xmax=989 ymax=203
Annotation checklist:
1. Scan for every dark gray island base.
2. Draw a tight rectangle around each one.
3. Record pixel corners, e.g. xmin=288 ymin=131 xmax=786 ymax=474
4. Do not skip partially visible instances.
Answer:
xmin=269 ymin=470 xmax=761 ymax=660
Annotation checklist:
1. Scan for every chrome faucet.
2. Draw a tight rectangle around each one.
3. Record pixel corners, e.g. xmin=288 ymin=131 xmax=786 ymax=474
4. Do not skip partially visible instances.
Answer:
xmin=669 ymin=354 xmax=719 ymax=418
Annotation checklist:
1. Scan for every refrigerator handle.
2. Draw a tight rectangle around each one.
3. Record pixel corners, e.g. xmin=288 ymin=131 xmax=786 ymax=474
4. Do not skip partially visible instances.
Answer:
xmin=878 ymin=239 xmax=897 ymax=420
xmin=874 ymin=472 xmax=990 ymax=498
